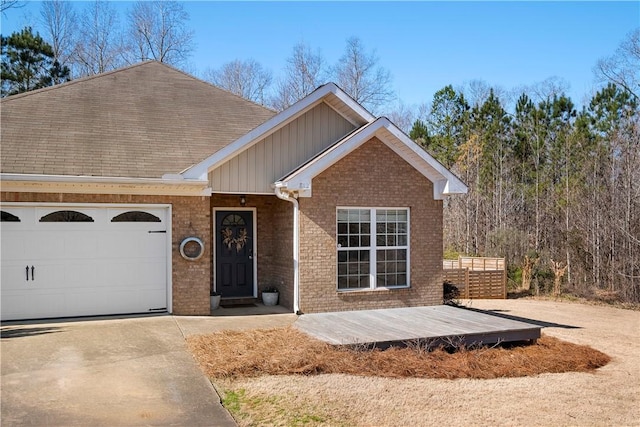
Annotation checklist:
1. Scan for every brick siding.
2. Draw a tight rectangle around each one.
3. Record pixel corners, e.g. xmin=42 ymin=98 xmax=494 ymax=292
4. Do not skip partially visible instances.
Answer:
xmin=297 ymin=137 xmax=444 ymax=313
xmin=2 ymin=137 xmax=443 ymax=317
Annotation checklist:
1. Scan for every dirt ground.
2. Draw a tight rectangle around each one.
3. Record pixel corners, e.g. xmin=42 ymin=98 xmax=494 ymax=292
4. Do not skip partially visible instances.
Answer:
xmin=222 ymin=298 xmax=640 ymax=426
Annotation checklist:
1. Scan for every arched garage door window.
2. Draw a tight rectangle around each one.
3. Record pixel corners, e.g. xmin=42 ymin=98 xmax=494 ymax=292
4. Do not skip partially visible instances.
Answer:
xmin=1 ymin=211 xmax=21 ymax=222
xmin=39 ymin=210 xmax=94 ymax=222
xmin=111 ymin=211 xmax=161 ymax=222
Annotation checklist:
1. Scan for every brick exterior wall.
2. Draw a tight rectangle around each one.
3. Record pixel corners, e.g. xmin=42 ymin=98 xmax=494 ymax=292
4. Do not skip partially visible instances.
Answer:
xmin=1 ymin=192 xmax=211 ymax=315
xmin=210 ymin=194 xmax=294 ymax=310
xmin=1 ymin=137 xmax=443 ymax=317
xmin=297 ymin=137 xmax=444 ymax=313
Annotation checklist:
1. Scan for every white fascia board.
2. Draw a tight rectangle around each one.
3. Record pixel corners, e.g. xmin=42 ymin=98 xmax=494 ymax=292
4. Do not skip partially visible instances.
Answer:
xmin=0 ymin=173 xmax=211 ymax=196
xmin=378 ymin=121 xmax=467 ymax=199
xmin=326 ymin=86 xmax=376 ymax=126
xmin=279 ymin=118 xmax=468 ymax=199
xmin=273 ymin=180 xmax=311 ymax=197
xmin=380 ymin=119 xmax=467 ymax=195
xmin=182 ymin=83 xmax=375 ymax=181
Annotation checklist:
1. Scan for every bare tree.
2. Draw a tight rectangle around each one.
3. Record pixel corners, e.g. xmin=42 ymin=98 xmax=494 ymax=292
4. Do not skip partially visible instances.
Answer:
xmin=40 ymin=1 xmax=77 ymax=79
xmin=530 ymin=77 xmax=571 ymax=105
xmin=203 ymin=59 xmax=272 ymax=105
xmin=270 ymin=41 xmax=325 ymax=111
xmin=74 ymin=1 xmax=125 ymax=75
xmin=1 ymin=0 xmax=23 ymax=13
xmin=463 ymin=80 xmax=497 ymax=108
xmin=126 ymin=1 xmax=194 ymax=66
xmin=595 ymin=28 xmax=640 ymax=100
xmin=331 ymin=36 xmax=394 ymax=113
xmin=385 ymin=100 xmax=416 ymax=134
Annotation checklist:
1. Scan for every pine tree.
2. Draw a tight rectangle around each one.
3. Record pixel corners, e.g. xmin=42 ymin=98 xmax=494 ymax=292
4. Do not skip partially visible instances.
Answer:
xmin=1 ymin=26 xmax=70 ymax=96
xmin=426 ymin=85 xmax=469 ymax=168
xmin=409 ymin=119 xmax=430 ymax=148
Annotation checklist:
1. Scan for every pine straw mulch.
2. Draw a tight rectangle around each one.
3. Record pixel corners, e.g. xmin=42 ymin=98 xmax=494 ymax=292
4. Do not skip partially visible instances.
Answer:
xmin=186 ymin=326 xmax=610 ymax=380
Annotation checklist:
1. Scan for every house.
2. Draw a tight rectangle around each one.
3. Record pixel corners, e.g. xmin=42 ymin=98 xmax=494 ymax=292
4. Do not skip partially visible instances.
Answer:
xmin=0 ymin=61 xmax=467 ymax=321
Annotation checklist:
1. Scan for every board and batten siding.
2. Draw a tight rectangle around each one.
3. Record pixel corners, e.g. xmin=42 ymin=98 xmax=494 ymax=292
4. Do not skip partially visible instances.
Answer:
xmin=209 ymin=102 xmax=356 ymax=193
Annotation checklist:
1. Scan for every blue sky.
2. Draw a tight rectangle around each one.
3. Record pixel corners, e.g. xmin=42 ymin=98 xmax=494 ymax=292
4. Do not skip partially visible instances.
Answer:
xmin=3 ymin=1 xmax=639 ymax=109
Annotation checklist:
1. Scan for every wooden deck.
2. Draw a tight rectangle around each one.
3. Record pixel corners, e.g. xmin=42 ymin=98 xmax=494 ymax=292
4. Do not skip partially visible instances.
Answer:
xmin=294 ymin=305 xmax=541 ymax=347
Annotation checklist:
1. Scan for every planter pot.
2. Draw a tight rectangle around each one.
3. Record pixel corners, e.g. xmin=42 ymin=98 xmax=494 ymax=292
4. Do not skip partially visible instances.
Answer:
xmin=262 ymin=292 xmax=279 ymax=306
xmin=210 ymin=294 xmax=221 ymax=310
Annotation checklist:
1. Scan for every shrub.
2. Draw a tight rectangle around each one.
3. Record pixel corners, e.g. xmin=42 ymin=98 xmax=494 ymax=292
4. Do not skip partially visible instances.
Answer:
xmin=443 ymin=282 xmax=461 ymax=306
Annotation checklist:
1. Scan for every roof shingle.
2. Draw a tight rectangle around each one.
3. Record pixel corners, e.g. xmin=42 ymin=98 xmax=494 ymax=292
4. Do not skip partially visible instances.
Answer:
xmin=0 ymin=61 xmax=275 ymax=178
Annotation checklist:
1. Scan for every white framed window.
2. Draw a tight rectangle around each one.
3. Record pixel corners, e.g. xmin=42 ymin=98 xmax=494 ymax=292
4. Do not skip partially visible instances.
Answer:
xmin=337 ymin=208 xmax=410 ymax=291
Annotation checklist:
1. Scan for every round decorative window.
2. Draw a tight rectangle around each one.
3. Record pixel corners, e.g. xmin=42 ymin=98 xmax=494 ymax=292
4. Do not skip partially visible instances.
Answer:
xmin=180 ymin=237 xmax=205 ymax=261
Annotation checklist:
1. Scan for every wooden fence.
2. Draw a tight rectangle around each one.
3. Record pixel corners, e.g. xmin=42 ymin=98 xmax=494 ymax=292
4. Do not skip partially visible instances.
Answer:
xmin=443 ymin=256 xmax=507 ymax=299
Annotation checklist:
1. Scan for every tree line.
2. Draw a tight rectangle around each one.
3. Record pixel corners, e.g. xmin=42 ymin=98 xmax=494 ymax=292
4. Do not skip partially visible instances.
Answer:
xmin=1 ymin=1 xmax=393 ymax=113
xmin=1 ymin=1 xmax=194 ymax=96
xmin=408 ymin=30 xmax=639 ymax=303
xmin=416 ymin=79 xmax=638 ymax=304
xmin=2 ymin=1 xmax=638 ymax=303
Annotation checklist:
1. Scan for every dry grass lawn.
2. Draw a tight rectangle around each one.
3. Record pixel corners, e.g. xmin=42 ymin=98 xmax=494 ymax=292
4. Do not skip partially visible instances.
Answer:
xmin=185 ymin=299 xmax=640 ymax=426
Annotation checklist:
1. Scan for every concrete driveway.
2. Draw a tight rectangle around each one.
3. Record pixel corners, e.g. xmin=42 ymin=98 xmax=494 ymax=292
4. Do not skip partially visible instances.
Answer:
xmin=1 ymin=315 xmax=239 ymax=426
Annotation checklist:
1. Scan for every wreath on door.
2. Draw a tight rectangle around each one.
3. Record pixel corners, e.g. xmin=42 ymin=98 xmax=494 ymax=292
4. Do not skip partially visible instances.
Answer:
xmin=221 ymin=227 xmax=248 ymax=252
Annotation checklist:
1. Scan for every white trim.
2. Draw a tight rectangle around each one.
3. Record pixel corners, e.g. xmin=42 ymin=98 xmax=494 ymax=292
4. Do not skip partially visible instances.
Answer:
xmin=336 ymin=207 xmax=411 ymax=292
xmin=277 ymin=118 xmax=468 ymax=200
xmin=182 ymin=83 xmax=375 ymax=181
xmin=212 ymin=207 xmax=258 ymax=298
xmin=0 ymin=201 xmax=172 ymax=209
xmin=381 ymin=121 xmax=468 ymax=196
xmin=0 ymin=202 xmax=173 ymax=315
xmin=210 ymin=189 xmax=273 ymax=196
xmin=274 ymin=186 xmax=300 ymax=314
xmin=1 ymin=173 xmax=210 ymax=196
xmin=166 ymin=204 xmax=173 ymax=314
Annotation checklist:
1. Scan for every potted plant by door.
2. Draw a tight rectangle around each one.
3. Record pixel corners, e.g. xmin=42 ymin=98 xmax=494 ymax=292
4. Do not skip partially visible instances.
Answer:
xmin=261 ymin=286 xmax=279 ymax=306
xmin=210 ymin=290 xmax=221 ymax=310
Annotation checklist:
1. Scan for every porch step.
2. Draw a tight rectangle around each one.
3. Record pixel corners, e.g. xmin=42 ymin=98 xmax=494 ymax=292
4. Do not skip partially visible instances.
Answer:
xmin=220 ymin=297 xmax=258 ymax=307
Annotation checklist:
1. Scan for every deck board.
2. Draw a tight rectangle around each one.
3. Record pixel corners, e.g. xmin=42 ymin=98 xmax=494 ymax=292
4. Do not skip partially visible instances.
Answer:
xmin=294 ymin=305 xmax=541 ymax=346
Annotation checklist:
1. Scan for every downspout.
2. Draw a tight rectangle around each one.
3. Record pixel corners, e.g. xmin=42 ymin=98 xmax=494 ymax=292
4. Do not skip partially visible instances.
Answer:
xmin=274 ymin=185 xmax=300 ymax=314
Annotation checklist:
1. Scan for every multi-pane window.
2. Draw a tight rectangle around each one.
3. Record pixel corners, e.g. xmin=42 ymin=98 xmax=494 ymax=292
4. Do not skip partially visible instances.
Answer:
xmin=337 ymin=208 xmax=409 ymax=290
xmin=375 ymin=209 xmax=408 ymax=287
xmin=337 ymin=209 xmax=371 ymax=289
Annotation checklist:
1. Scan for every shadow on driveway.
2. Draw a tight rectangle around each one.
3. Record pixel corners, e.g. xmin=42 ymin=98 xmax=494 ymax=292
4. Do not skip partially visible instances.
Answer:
xmin=1 ymin=326 xmax=64 ymax=339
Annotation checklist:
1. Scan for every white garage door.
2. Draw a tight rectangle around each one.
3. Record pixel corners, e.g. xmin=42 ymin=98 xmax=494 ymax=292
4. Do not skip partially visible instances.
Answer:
xmin=1 ymin=204 xmax=170 ymax=321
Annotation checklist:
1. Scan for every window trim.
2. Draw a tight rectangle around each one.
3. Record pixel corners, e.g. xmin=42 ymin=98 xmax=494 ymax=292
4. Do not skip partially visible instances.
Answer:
xmin=336 ymin=207 xmax=410 ymax=291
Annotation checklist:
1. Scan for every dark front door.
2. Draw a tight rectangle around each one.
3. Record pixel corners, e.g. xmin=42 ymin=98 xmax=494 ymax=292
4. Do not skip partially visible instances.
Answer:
xmin=216 ymin=211 xmax=254 ymax=298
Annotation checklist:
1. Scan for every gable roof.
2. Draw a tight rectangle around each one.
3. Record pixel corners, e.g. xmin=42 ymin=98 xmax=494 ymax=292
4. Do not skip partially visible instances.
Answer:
xmin=0 ymin=61 xmax=275 ymax=179
xmin=182 ymin=83 xmax=374 ymax=180
xmin=275 ymin=117 xmax=468 ymax=200
xmin=1 ymin=64 xmax=467 ymax=200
